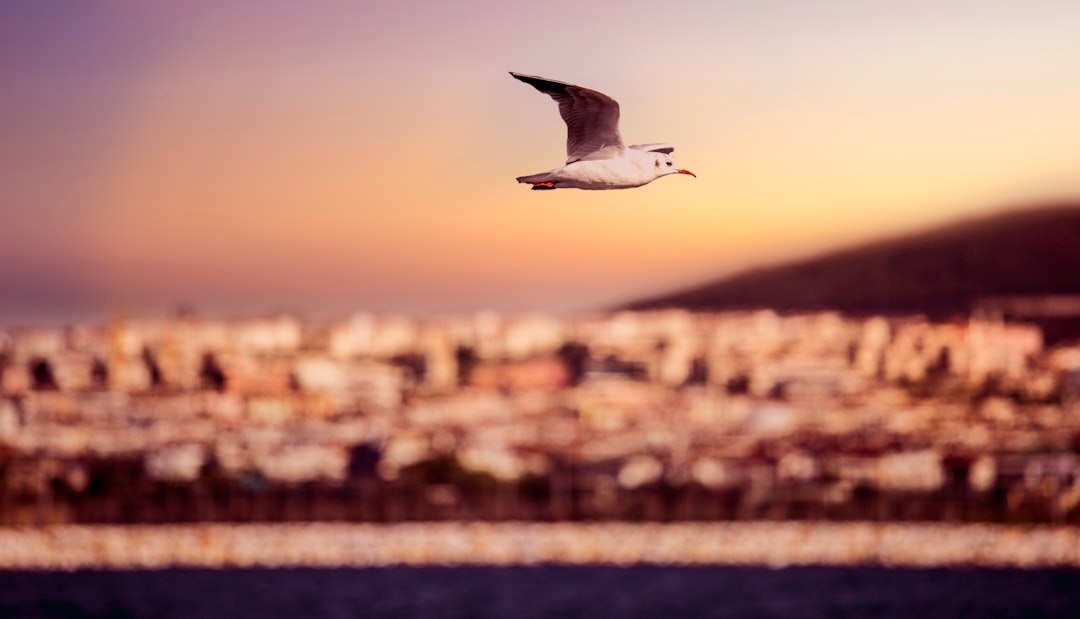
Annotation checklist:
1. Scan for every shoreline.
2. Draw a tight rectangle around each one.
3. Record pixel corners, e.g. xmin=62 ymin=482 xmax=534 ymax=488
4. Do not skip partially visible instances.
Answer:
xmin=3 ymin=522 xmax=1080 ymax=570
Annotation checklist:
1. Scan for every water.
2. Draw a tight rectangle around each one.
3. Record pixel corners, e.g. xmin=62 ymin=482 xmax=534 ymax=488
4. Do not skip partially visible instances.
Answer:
xmin=2 ymin=566 xmax=1079 ymax=618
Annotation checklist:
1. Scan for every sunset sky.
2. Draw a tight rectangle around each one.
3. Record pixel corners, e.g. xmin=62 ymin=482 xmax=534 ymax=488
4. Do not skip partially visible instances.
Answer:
xmin=2 ymin=1 xmax=1079 ymax=324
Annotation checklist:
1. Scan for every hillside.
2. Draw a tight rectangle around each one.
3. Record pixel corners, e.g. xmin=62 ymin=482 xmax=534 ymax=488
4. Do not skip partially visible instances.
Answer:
xmin=626 ymin=204 xmax=1080 ymax=320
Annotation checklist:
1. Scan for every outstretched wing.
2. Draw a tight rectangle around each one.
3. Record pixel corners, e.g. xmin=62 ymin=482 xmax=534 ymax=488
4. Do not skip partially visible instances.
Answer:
xmin=511 ymin=72 xmax=625 ymax=163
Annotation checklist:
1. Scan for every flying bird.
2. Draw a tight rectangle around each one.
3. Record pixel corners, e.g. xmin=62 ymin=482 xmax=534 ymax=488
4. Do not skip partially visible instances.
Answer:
xmin=510 ymin=72 xmax=695 ymax=190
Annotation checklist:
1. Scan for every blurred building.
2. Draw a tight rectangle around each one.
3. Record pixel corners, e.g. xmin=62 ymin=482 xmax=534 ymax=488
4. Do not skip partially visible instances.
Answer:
xmin=1 ymin=308 xmax=1079 ymax=524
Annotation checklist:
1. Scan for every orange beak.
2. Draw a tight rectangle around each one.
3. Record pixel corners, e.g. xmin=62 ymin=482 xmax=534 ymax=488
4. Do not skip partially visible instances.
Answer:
xmin=677 ymin=169 xmax=696 ymax=177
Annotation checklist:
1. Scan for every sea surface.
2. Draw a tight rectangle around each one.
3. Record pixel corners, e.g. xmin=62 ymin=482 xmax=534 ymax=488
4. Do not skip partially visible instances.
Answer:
xmin=2 ymin=566 xmax=1080 ymax=618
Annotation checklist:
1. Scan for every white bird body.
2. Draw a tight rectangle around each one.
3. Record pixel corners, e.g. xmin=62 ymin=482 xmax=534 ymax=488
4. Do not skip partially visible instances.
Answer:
xmin=510 ymin=72 xmax=695 ymax=190
xmin=517 ymin=149 xmax=673 ymax=190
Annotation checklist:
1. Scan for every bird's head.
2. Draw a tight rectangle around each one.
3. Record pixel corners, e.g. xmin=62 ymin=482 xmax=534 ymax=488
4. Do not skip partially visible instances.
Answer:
xmin=653 ymin=153 xmax=696 ymax=178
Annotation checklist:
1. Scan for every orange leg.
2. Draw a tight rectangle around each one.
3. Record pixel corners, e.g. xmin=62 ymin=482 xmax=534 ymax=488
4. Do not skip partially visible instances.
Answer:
xmin=531 ymin=181 xmax=556 ymax=190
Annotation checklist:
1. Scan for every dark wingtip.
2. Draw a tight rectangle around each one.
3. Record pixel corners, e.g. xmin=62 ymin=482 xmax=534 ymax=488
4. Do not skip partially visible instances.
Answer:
xmin=509 ymin=72 xmax=571 ymax=95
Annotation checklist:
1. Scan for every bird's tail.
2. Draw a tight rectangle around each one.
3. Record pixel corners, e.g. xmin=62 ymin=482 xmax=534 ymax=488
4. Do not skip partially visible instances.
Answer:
xmin=515 ymin=171 xmax=556 ymax=185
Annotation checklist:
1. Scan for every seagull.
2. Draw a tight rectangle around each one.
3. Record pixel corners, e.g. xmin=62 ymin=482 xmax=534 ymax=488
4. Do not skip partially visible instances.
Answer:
xmin=510 ymin=72 xmax=695 ymax=190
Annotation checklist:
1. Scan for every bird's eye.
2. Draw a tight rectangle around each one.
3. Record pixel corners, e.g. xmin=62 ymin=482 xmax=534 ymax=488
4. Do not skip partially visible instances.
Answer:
xmin=666 ymin=161 xmax=673 ymax=166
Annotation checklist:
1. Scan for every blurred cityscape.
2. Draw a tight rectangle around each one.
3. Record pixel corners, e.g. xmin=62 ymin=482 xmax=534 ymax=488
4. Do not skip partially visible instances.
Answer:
xmin=3 ymin=307 xmax=1080 ymax=526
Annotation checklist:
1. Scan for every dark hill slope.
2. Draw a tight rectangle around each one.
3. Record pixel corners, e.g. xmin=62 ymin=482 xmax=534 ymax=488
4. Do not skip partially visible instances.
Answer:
xmin=626 ymin=204 xmax=1080 ymax=319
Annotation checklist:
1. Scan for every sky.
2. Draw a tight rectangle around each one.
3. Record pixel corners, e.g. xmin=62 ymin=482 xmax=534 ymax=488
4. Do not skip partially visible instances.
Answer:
xmin=2 ymin=1 xmax=1079 ymax=324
